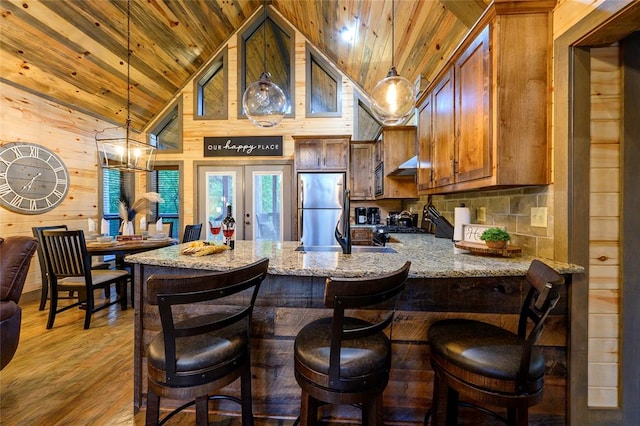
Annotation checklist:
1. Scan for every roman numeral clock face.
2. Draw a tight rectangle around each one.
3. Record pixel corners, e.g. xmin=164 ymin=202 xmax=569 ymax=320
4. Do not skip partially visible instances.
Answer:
xmin=0 ymin=142 xmax=70 ymax=215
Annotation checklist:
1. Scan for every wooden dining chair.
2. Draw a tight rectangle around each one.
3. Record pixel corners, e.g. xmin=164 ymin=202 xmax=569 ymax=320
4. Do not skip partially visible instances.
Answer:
xmin=32 ymin=225 xmax=110 ymax=311
xmin=40 ymin=230 xmax=130 ymax=329
xmin=181 ymin=223 xmax=202 ymax=243
xmin=147 ymin=221 xmax=173 ymax=238
xmin=145 ymin=258 xmax=269 ymax=425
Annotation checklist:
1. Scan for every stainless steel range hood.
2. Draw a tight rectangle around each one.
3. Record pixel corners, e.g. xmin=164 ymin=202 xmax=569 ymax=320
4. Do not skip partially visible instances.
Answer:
xmin=387 ymin=155 xmax=417 ymax=177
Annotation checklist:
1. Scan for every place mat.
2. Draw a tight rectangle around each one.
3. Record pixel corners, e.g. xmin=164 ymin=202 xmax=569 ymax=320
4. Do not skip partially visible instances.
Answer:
xmin=87 ymin=241 xmax=122 ymax=248
xmin=454 ymin=241 xmax=522 ymax=257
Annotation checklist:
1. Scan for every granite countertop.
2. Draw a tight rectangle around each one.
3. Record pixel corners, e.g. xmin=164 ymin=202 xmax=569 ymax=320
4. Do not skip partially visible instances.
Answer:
xmin=125 ymin=234 xmax=583 ymax=279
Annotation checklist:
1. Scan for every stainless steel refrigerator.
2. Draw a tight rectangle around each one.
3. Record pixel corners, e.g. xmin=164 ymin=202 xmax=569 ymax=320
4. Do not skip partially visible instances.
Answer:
xmin=297 ymin=172 xmax=345 ymax=246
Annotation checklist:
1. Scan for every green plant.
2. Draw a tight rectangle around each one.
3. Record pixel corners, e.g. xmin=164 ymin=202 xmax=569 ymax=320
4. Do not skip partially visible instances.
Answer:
xmin=480 ymin=227 xmax=511 ymax=242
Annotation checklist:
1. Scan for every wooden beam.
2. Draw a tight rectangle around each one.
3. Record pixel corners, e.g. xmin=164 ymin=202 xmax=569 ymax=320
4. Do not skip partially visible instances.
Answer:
xmin=439 ymin=0 xmax=486 ymax=27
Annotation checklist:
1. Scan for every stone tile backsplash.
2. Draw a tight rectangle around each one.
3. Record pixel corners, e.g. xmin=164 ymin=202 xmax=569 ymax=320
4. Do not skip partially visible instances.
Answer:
xmin=403 ymin=186 xmax=554 ymax=258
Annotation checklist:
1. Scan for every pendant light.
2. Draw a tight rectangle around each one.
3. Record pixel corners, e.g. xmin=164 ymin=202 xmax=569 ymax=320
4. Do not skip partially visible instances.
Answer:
xmin=242 ymin=1 xmax=287 ymax=127
xmin=370 ymin=0 xmax=416 ymax=126
xmin=95 ymin=0 xmax=156 ymax=172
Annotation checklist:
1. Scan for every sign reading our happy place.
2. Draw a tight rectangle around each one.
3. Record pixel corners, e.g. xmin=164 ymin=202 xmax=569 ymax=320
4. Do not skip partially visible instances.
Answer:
xmin=204 ymin=136 xmax=283 ymax=157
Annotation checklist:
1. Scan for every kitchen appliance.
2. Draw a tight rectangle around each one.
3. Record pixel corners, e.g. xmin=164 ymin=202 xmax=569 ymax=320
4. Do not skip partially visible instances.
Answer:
xmin=355 ymin=207 xmax=367 ymax=224
xmin=374 ymin=163 xmax=384 ymax=196
xmin=297 ymin=172 xmax=345 ymax=246
xmin=366 ymin=207 xmax=381 ymax=225
xmin=387 ymin=211 xmax=418 ymax=228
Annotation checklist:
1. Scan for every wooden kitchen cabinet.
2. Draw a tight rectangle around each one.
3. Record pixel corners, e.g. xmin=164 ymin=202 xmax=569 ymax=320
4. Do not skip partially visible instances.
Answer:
xmin=376 ymin=126 xmax=418 ymax=199
xmin=293 ymin=136 xmax=349 ymax=171
xmin=350 ymin=142 xmax=374 ymax=200
xmin=416 ymin=2 xmax=554 ymax=195
xmin=417 ymin=94 xmax=433 ymax=191
xmin=432 ymin=69 xmax=455 ymax=188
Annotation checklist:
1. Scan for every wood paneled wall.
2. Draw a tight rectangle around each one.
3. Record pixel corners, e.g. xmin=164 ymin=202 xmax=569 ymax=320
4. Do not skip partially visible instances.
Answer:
xmin=0 ymin=82 xmax=109 ymax=295
xmin=587 ymin=45 xmax=621 ymax=408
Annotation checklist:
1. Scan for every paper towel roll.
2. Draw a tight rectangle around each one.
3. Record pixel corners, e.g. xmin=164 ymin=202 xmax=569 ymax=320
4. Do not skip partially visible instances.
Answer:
xmin=453 ymin=207 xmax=471 ymax=241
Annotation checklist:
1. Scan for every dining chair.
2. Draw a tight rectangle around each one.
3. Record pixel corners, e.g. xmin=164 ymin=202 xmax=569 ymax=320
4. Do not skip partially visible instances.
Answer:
xmin=425 ymin=260 xmax=565 ymax=426
xmin=293 ymin=261 xmax=410 ymax=426
xmin=32 ymin=225 xmax=111 ymax=311
xmin=145 ymin=258 xmax=269 ymax=425
xmin=40 ymin=230 xmax=130 ymax=329
xmin=147 ymin=221 xmax=173 ymax=238
xmin=181 ymin=223 xmax=202 ymax=243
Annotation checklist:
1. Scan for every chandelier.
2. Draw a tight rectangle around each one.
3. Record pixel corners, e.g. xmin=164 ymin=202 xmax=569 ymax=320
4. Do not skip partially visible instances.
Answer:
xmin=242 ymin=1 xmax=287 ymax=127
xmin=95 ymin=0 xmax=156 ymax=172
xmin=370 ymin=0 xmax=416 ymax=126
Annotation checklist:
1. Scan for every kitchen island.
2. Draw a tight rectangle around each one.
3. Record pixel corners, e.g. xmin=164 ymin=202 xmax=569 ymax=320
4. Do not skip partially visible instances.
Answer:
xmin=126 ymin=235 xmax=583 ymax=423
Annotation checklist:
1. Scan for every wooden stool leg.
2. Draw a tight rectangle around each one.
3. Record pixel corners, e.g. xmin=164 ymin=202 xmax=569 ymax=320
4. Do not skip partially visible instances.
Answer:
xmin=145 ymin=388 xmax=160 ymax=425
xmin=507 ymin=407 xmax=529 ymax=426
xmin=363 ymin=394 xmax=383 ymax=426
xmin=240 ymin=361 xmax=254 ymax=426
xmin=300 ymin=389 xmax=318 ymax=426
xmin=431 ymin=368 xmax=449 ymax=426
xmin=445 ymin=386 xmax=459 ymax=426
xmin=195 ymin=395 xmax=209 ymax=426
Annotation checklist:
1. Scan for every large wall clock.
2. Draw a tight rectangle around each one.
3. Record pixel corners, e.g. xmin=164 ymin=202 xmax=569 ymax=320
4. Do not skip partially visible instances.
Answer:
xmin=0 ymin=142 xmax=70 ymax=215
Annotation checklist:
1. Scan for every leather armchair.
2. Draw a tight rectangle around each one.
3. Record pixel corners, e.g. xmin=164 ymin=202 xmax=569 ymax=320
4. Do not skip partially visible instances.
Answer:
xmin=0 ymin=235 xmax=38 ymax=370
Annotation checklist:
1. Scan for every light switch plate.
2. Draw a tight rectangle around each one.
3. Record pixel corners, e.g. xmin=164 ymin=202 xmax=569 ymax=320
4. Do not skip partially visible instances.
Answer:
xmin=477 ymin=207 xmax=486 ymax=222
xmin=531 ymin=207 xmax=548 ymax=227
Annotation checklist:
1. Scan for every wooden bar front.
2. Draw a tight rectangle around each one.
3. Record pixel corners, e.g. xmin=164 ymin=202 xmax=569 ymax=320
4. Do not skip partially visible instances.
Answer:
xmin=133 ymin=262 xmax=572 ymax=424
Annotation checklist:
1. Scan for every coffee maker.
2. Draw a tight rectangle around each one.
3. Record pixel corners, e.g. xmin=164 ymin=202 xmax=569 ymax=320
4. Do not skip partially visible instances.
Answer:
xmin=354 ymin=207 xmax=367 ymax=224
xmin=366 ymin=207 xmax=381 ymax=225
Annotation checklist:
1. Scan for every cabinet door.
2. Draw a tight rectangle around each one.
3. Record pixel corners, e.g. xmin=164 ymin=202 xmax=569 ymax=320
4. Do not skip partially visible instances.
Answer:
xmin=350 ymin=143 xmax=373 ymax=200
xmin=417 ymin=95 xmax=433 ymax=191
xmin=432 ymin=69 xmax=455 ymax=187
xmin=295 ymin=140 xmax=322 ymax=170
xmin=455 ymin=26 xmax=490 ymax=183
xmin=323 ymin=139 xmax=349 ymax=169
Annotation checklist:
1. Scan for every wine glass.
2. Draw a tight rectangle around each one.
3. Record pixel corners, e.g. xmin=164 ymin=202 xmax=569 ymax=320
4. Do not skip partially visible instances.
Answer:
xmin=209 ymin=220 xmax=222 ymax=244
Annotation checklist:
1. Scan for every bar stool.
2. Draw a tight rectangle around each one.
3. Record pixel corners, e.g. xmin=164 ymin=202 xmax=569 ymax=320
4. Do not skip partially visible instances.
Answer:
xmin=294 ymin=261 xmax=410 ymax=426
xmin=425 ymin=260 xmax=564 ymax=426
xmin=145 ymin=258 xmax=269 ymax=426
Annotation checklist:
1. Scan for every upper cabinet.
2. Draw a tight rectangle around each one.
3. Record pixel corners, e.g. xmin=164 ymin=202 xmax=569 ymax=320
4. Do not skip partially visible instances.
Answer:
xmin=417 ymin=1 xmax=554 ymax=194
xmin=376 ymin=126 xmax=418 ymax=199
xmin=350 ymin=142 xmax=374 ymax=200
xmin=293 ymin=136 xmax=349 ymax=171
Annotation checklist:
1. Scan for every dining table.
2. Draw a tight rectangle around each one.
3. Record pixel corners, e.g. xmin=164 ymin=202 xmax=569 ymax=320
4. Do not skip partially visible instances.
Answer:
xmin=85 ymin=238 xmax=177 ymax=257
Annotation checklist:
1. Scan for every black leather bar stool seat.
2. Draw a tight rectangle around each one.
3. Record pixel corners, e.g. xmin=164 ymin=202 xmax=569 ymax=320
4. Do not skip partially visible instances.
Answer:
xmin=145 ymin=258 xmax=269 ymax=426
xmin=294 ymin=262 xmax=410 ymax=426
xmin=426 ymin=260 xmax=564 ymax=426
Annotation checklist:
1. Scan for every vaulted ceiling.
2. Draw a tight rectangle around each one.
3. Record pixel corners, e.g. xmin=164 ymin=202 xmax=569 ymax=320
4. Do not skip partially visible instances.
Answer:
xmin=0 ymin=0 xmax=488 ymax=130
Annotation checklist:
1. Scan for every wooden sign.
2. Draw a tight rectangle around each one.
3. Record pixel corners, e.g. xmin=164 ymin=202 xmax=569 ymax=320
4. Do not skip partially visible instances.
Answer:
xmin=204 ymin=136 xmax=283 ymax=157
xmin=462 ymin=224 xmax=506 ymax=242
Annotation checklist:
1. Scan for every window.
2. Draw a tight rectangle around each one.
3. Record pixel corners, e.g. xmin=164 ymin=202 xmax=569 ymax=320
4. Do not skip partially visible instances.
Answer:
xmin=148 ymin=164 xmax=181 ymax=240
xmin=353 ymin=91 xmax=381 ymax=140
xmin=195 ymin=48 xmax=227 ymax=120
xmin=239 ymin=7 xmax=294 ymax=118
xmin=150 ymin=98 xmax=182 ymax=152
xmin=101 ymin=169 xmax=134 ymax=236
xmin=306 ymin=44 xmax=341 ymax=117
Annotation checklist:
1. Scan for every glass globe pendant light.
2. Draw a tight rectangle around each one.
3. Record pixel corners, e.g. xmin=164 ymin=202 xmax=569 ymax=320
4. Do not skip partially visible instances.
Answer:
xmin=242 ymin=2 xmax=287 ymax=127
xmin=371 ymin=0 xmax=416 ymax=126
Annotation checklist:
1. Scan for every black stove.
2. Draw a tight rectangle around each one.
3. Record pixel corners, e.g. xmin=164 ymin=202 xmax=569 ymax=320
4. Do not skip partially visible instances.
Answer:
xmin=382 ymin=225 xmax=428 ymax=234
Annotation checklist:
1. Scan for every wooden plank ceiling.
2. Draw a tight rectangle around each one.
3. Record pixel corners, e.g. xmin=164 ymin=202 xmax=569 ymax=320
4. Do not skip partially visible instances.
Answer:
xmin=0 ymin=0 xmax=488 ymax=130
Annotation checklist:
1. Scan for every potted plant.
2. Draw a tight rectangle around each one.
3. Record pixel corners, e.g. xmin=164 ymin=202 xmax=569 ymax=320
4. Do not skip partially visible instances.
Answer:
xmin=479 ymin=227 xmax=511 ymax=249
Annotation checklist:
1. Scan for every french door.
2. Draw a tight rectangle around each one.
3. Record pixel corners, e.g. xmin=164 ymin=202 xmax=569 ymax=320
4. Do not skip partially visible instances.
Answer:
xmin=197 ymin=164 xmax=292 ymax=241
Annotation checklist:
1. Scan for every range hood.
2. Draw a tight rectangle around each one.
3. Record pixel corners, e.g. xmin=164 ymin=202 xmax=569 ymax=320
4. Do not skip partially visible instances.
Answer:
xmin=387 ymin=155 xmax=417 ymax=177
